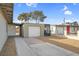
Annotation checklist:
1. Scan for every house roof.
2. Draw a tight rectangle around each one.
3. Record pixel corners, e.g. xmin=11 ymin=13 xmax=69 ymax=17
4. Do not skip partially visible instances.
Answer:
xmin=0 ymin=3 xmax=13 ymax=24
xmin=56 ymin=24 xmax=79 ymax=27
xmin=50 ymin=24 xmax=79 ymax=27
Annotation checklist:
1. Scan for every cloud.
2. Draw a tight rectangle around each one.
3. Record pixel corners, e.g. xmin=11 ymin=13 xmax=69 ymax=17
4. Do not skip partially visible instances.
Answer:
xmin=64 ymin=10 xmax=72 ymax=15
xmin=62 ymin=5 xmax=72 ymax=15
xmin=26 ymin=3 xmax=38 ymax=7
xmin=63 ymin=5 xmax=68 ymax=11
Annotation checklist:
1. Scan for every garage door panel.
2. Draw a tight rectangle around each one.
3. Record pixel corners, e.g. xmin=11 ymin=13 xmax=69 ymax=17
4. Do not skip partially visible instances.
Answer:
xmin=28 ymin=27 xmax=40 ymax=37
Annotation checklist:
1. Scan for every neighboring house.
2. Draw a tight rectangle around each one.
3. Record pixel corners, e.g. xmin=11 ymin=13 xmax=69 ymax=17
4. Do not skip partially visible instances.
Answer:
xmin=65 ymin=22 xmax=79 ymax=35
xmin=50 ymin=22 xmax=79 ymax=35
xmin=50 ymin=22 xmax=79 ymax=40
xmin=55 ymin=25 xmax=64 ymax=35
xmin=0 ymin=4 xmax=13 ymax=52
xmin=50 ymin=25 xmax=64 ymax=35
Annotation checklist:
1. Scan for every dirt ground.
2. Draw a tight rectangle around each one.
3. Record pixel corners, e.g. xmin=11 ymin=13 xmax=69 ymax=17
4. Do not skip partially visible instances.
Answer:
xmin=0 ymin=37 xmax=16 ymax=56
xmin=38 ymin=35 xmax=79 ymax=54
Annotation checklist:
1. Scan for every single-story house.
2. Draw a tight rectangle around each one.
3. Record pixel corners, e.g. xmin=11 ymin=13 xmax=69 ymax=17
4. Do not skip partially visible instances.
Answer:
xmin=50 ymin=25 xmax=65 ymax=35
xmin=50 ymin=22 xmax=79 ymax=35
xmin=0 ymin=3 xmax=13 ymax=52
xmin=50 ymin=22 xmax=79 ymax=40
xmin=66 ymin=22 xmax=79 ymax=35
xmin=50 ymin=25 xmax=64 ymax=35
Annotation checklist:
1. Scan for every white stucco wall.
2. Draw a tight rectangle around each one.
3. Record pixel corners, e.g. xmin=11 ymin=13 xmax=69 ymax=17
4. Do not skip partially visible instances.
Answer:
xmin=0 ymin=10 xmax=8 ymax=52
xmin=64 ymin=30 xmax=79 ymax=40
xmin=8 ymin=24 xmax=16 ymax=36
xmin=50 ymin=25 xmax=56 ymax=34
xmin=65 ymin=35 xmax=79 ymax=40
xmin=56 ymin=26 xmax=64 ymax=35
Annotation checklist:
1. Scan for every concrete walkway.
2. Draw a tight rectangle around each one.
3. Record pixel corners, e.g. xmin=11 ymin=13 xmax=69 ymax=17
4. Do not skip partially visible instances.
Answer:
xmin=15 ymin=37 xmax=79 ymax=56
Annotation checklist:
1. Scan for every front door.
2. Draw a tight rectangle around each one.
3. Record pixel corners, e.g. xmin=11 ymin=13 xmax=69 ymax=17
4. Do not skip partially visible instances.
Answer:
xmin=67 ymin=25 xmax=70 ymax=34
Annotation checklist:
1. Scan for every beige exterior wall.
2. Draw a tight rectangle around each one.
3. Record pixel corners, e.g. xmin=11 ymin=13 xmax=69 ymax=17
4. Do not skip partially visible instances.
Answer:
xmin=22 ymin=23 xmax=44 ymax=37
xmin=8 ymin=24 xmax=16 ymax=36
xmin=0 ymin=10 xmax=8 ymax=52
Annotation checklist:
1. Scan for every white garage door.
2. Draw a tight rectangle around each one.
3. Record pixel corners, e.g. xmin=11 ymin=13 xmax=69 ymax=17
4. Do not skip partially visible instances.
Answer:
xmin=28 ymin=27 xmax=40 ymax=37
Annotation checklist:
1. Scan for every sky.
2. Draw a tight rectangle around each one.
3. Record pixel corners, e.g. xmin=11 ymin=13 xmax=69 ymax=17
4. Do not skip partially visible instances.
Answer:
xmin=13 ymin=3 xmax=79 ymax=24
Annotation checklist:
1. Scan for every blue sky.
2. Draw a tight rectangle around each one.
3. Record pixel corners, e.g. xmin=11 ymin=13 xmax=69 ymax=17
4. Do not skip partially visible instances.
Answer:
xmin=13 ymin=3 xmax=79 ymax=24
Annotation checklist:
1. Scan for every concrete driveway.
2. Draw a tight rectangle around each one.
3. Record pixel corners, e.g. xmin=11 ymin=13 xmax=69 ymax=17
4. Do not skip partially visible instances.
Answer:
xmin=15 ymin=37 xmax=79 ymax=56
